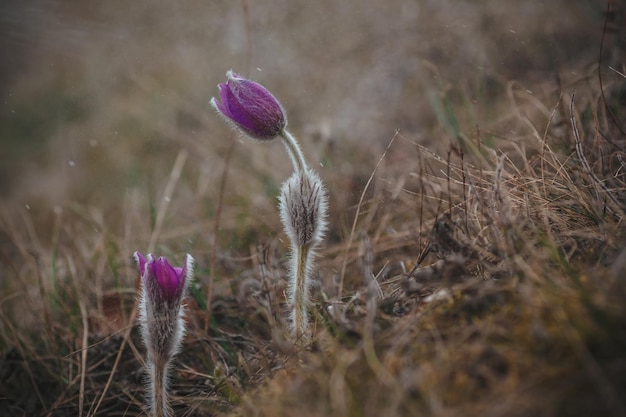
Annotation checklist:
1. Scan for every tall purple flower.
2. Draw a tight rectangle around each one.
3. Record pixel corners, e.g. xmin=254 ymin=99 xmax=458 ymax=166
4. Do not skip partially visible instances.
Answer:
xmin=135 ymin=251 xmax=194 ymax=417
xmin=211 ymin=70 xmax=329 ymax=342
xmin=210 ymin=70 xmax=287 ymax=141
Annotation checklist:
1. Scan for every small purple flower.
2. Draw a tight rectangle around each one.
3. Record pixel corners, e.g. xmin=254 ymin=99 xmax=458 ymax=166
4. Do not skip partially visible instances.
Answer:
xmin=135 ymin=251 xmax=194 ymax=416
xmin=211 ymin=70 xmax=287 ymax=141
xmin=135 ymin=252 xmax=192 ymax=306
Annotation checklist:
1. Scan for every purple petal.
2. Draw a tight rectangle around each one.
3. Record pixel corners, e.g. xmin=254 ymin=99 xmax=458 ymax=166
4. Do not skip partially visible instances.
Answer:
xmin=141 ymin=253 xmax=156 ymax=292
xmin=222 ymin=88 xmax=267 ymax=135
xmin=212 ymin=71 xmax=287 ymax=140
xmin=214 ymin=82 xmax=264 ymax=137
xmin=152 ymin=256 xmax=181 ymax=301
xmin=216 ymin=83 xmax=232 ymax=118
xmin=134 ymin=251 xmax=147 ymax=276
xmin=173 ymin=266 xmax=185 ymax=292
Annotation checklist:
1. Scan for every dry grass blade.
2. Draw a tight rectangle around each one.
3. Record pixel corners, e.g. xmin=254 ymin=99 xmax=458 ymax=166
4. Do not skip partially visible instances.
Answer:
xmin=148 ymin=149 xmax=189 ymax=253
xmin=66 ymin=255 xmax=90 ymax=417
xmin=569 ymin=94 xmax=624 ymax=218
xmin=338 ymin=130 xmax=398 ymax=298
xmin=206 ymin=140 xmax=237 ymax=332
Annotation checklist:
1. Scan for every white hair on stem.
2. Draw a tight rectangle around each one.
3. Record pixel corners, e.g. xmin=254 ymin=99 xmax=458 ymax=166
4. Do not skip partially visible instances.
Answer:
xmin=136 ymin=252 xmax=194 ymax=417
xmin=278 ymin=168 xmax=328 ymax=338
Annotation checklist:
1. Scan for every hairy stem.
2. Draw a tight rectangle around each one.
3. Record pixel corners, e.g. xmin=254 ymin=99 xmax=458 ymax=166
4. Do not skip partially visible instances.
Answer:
xmin=280 ymin=129 xmax=308 ymax=173
xmin=149 ymin=358 xmax=171 ymax=417
xmin=292 ymin=245 xmax=310 ymax=338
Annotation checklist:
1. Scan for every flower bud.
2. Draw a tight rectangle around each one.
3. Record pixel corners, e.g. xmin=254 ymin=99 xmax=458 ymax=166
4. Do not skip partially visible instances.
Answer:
xmin=136 ymin=252 xmax=191 ymax=306
xmin=279 ymin=168 xmax=328 ymax=249
xmin=211 ymin=70 xmax=287 ymax=141
xmin=135 ymin=251 xmax=193 ymax=361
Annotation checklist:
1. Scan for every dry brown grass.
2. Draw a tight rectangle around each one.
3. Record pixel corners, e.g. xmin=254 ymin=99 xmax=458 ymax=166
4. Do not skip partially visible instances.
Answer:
xmin=221 ymin=82 xmax=626 ymax=417
xmin=1 ymin=1 xmax=626 ymax=416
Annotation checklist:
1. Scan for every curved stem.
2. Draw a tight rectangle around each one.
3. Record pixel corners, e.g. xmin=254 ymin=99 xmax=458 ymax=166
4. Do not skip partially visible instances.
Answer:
xmin=280 ymin=129 xmax=308 ymax=173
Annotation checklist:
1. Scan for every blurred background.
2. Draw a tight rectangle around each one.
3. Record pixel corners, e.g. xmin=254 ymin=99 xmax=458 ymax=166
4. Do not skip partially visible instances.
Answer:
xmin=0 ymin=0 xmax=621 ymax=290
xmin=1 ymin=1 xmax=626 ymax=415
